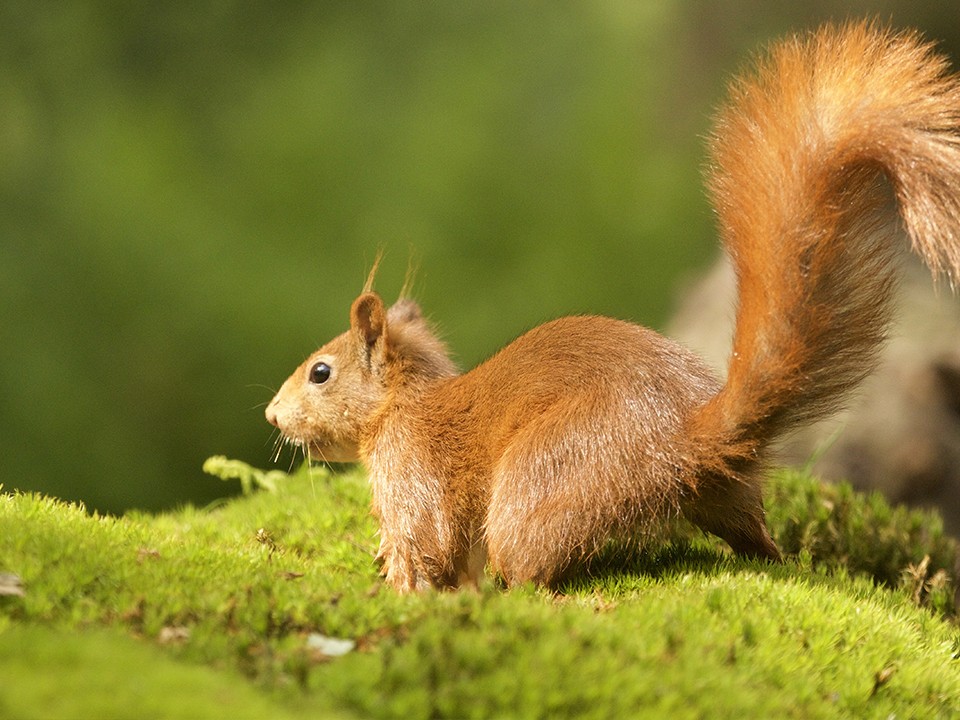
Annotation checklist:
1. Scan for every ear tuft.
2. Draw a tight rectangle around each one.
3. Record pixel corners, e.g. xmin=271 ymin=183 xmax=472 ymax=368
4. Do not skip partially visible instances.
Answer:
xmin=362 ymin=251 xmax=384 ymax=294
xmin=387 ymin=298 xmax=423 ymax=325
xmin=350 ymin=292 xmax=387 ymax=350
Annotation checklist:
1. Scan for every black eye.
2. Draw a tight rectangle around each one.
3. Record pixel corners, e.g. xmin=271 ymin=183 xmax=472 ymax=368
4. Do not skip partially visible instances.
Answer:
xmin=309 ymin=362 xmax=332 ymax=384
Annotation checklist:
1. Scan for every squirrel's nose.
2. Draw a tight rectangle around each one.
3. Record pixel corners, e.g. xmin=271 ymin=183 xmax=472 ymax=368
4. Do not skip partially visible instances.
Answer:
xmin=265 ymin=399 xmax=279 ymax=428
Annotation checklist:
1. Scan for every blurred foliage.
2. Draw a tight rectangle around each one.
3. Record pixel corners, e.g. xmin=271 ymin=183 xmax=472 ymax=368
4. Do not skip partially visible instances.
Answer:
xmin=2 ymin=1 xmax=959 ymax=513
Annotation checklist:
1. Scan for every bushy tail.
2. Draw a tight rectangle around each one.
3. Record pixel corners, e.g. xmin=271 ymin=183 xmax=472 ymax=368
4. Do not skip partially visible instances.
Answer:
xmin=682 ymin=22 xmax=960 ymax=557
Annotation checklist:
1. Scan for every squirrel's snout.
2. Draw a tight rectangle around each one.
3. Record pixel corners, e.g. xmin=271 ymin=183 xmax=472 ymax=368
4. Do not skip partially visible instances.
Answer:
xmin=265 ymin=399 xmax=280 ymax=428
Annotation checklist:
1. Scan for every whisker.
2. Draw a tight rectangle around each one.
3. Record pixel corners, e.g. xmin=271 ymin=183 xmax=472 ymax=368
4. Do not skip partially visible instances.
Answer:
xmin=264 ymin=427 xmax=280 ymax=449
xmin=271 ymin=432 xmax=287 ymax=465
xmin=310 ymin=442 xmax=332 ymax=467
xmin=249 ymin=384 xmax=278 ymax=413
xmin=265 ymin=428 xmax=279 ymax=450
xmin=246 ymin=383 xmax=278 ymax=394
xmin=288 ymin=441 xmax=302 ymax=473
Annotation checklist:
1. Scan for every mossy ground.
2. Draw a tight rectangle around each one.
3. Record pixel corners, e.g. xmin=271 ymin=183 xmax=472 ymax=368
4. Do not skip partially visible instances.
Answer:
xmin=2 ymin=464 xmax=959 ymax=719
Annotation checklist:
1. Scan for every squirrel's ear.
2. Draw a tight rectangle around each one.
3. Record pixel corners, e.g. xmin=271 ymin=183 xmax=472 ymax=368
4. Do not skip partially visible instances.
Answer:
xmin=350 ymin=292 xmax=388 ymax=358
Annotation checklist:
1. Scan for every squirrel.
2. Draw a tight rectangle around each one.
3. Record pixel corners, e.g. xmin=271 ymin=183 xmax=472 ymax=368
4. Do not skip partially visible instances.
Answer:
xmin=266 ymin=22 xmax=960 ymax=592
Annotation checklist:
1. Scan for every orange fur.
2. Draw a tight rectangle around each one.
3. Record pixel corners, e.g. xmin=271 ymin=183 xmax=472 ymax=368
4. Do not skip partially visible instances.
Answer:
xmin=266 ymin=22 xmax=960 ymax=591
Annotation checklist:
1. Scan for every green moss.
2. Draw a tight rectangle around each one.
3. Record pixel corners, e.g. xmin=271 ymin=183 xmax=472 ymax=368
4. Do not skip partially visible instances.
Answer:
xmin=2 ymin=464 xmax=959 ymax=718
xmin=766 ymin=468 xmax=957 ymax=614
xmin=0 ymin=624 xmax=314 ymax=720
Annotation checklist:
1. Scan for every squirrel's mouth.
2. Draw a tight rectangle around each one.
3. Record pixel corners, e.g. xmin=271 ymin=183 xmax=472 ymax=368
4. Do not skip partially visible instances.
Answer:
xmin=306 ymin=439 xmax=360 ymax=464
xmin=271 ymin=433 xmax=358 ymax=465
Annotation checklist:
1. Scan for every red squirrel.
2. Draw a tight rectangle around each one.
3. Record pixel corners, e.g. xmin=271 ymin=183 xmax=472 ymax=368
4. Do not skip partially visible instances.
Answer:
xmin=266 ymin=22 xmax=960 ymax=591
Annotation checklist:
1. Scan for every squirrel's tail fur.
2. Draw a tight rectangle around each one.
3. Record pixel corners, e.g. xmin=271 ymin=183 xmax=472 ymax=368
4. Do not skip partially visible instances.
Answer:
xmin=682 ymin=22 xmax=960 ymax=556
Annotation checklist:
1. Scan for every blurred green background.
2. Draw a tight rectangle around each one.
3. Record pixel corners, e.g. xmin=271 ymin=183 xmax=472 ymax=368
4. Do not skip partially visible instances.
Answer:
xmin=3 ymin=1 xmax=958 ymax=514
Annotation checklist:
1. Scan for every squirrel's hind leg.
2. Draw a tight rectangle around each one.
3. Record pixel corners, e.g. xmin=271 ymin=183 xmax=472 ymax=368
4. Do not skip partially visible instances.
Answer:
xmin=483 ymin=444 xmax=607 ymax=587
xmin=682 ymin=474 xmax=782 ymax=561
xmin=483 ymin=423 xmax=681 ymax=587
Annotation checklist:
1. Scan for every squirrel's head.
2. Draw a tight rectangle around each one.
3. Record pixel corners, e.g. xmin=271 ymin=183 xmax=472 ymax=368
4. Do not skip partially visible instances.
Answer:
xmin=265 ymin=292 xmax=456 ymax=464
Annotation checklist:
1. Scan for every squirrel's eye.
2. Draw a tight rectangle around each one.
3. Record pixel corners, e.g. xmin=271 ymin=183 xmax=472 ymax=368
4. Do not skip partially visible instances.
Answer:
xmin=309 ymin=362 xmax=332 ymax=384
